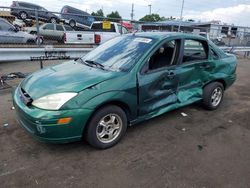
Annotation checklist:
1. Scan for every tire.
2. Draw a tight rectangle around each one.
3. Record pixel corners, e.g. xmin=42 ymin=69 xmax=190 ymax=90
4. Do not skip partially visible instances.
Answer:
xmin=30 ymin=31 xmax=37 ymax=35
xmin=19 ymin=11 xmax=28 ymax=20
xmin=85 ymin=105 xmax=127 ymax=149
xmin=36 ymin=37 xmax=43 ymax=45
xmin=69 ymin=20 xmax=76 ymax=28
xmin=202 ymin=82 xmax=224 ymax=110
xmin=50 ymin=17 xmax=57 ymax=24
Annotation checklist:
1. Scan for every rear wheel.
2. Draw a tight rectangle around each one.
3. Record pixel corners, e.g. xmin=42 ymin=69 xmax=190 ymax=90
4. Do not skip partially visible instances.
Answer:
xmin=69 ymin=20 xmax=76 ymax=28
xmin=85 ymin=105 xmax=127 ymax=149
xmin=36 ymin=37 xmax=43 ymax=45
xmin=202 ymin=82 xmax=224 ymax=110
xmin=50 ymin=17 xmax=57 ymax=24
xmin=19 ymin=11 xmax=28 ymax=20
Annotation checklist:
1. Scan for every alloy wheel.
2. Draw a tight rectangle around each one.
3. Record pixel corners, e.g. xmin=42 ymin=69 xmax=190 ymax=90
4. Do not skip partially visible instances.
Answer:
xmin=96 ymin=114 xmax=122 ymax=144
xmin=211 ymin=87 xmax=223 ymax=107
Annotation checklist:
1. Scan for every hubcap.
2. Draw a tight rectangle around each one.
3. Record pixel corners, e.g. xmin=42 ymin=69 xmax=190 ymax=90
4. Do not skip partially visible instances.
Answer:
xmin=96 ymin=114 xmax=122 ymax=144
xmin=21 ymin=13 xmax=27 ymax=19
xmin=51 ymin=18 xmax=56 ymax=23
xmin=70 ymin=21 xmax=75 ymax=27
xmin=211 ymin=87 xmax=223 ymax=107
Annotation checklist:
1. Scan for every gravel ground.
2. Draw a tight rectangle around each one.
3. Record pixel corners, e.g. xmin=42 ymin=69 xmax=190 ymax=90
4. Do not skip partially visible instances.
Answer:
xmin=0 ymin=58 xmax=250 ymax=188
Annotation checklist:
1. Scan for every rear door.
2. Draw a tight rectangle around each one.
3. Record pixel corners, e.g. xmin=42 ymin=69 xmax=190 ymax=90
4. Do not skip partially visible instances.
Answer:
xmin=55 ymin=24 xmax=65 ymax=40
xmin=41 ymin=23 xmax=55 ymax=40
xmin=137 ymin=38 xmax=182 ymax=115
xmin=176 ymin=38 xmax=213 ymax=103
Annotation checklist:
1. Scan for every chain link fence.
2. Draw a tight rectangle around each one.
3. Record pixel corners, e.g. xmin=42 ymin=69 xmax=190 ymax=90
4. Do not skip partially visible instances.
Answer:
xmin=1 ymin=4 xmax=250 ymax=48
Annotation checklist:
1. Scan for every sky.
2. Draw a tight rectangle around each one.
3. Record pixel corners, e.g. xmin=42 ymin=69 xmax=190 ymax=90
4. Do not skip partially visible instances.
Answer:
xmin=1 ymin=0 xmax=250 ymax=26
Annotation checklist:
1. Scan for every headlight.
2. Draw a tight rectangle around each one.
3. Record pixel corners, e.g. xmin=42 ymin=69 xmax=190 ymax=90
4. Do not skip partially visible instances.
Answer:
xmin=32 ymin=92 xmax=77 ymax=110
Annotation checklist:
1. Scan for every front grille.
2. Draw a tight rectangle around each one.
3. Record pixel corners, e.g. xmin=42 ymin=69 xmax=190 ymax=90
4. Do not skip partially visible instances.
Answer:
xmin=20 ymin=88 xmax=33 ymax=106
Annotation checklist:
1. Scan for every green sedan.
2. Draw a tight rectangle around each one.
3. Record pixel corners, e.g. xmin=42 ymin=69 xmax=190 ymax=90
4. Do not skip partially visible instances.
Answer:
xmin=13 ymin=32 xmax=237 ymax=149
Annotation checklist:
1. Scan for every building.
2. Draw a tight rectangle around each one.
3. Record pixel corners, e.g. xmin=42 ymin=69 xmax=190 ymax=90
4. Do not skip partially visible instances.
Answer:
xmin=141 ymin=20 xmax=250 ymax=39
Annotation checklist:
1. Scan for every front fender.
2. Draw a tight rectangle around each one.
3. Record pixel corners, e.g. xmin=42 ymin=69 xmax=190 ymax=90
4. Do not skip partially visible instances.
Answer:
xmin=82 ymin=90 xmax=138 ymax=119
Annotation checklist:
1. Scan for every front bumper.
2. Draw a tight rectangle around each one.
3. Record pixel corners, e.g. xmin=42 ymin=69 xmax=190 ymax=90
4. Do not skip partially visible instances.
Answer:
xmin=13 ymin=87 xmax=93 ymax=143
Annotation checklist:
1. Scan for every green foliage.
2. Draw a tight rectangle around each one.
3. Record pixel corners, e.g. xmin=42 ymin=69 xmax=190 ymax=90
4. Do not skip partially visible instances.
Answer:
xmin=91 ymin=9 xmax=104 ymax=17
xmin=106 ymin=11 xmax=122 ymax=22
xmin=139 ymin=14 xmax=175 ymax=22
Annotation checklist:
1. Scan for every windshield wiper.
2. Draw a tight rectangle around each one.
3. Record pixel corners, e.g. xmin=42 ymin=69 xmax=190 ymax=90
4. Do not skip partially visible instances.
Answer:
xmin=84 ymin=60 xmax=105 ymax=70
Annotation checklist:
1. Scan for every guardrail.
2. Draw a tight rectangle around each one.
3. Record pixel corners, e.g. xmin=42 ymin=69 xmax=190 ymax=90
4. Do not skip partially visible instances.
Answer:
xmin=220 ymin=46 xmax=250 ymax=52
xmin=0 ymin=46 xmax=94 ymax=62
xmin=1 ymin=46 xmax=250 ymax=63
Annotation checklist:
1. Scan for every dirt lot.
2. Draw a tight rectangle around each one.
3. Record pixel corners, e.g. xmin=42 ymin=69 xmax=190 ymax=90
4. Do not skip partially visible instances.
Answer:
xmin=0 ymin=58 xmax=250 ymax=188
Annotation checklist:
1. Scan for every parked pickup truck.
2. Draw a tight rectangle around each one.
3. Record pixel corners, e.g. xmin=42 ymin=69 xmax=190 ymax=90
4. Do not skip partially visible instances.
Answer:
xmin=64 ymin=21 xmax=129 ymax=44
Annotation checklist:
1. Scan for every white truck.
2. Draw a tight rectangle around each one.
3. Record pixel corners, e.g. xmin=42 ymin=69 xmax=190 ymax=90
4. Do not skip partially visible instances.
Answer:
xmin=64 ymin=21 xmax=129 ymax=44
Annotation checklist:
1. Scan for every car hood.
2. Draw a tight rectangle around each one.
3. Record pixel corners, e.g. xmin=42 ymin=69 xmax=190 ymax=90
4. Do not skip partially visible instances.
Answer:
xmin=21 ymin=60 xmax=122 ymax=99
xmin=19 ymin=31 xmax=36 ymax=39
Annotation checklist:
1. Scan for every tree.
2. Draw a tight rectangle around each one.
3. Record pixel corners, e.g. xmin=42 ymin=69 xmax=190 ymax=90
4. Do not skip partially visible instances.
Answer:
xmin=91 ymin=9 xmax=104 ymax=17
xmin=106 ymin=11 xmax=122 ymax=22
xmin=139 ymin=14 xmax=175 ymax=22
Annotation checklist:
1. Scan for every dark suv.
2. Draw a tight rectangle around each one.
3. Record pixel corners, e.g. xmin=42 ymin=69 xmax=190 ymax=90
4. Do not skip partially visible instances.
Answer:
xmin=60 ymin=5 xmax=95 ymax=29
xmin=10 ymin=1 xmax=59 ymax=23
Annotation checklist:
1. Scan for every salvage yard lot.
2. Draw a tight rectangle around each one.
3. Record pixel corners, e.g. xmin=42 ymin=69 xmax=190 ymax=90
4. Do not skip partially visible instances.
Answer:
xmin=0 ymin=58 xmax=250 ymax=187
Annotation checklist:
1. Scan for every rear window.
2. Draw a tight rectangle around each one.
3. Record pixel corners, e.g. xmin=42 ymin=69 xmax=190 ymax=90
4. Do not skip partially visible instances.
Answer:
xmin=43 ymin=24 xmax=54 ymax=30
xmin=91 ymin=23 xmax=116 ymax=32
xmin=56 ymin=25 xmax=64 ymax=31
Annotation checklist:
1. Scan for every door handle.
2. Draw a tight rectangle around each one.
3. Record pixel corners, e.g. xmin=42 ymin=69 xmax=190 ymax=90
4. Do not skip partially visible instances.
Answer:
xmin=199 ymin=64 xmax=211 ymax=69
xmin=166 ymin=71 xmax=175 ymax=79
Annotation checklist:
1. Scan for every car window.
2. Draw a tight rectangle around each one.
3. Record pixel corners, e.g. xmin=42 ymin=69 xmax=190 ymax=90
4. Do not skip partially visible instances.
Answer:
xmin=182 ymin=39 xmax=208 ymax=63
xmin=147 ymin=40 xmax=179 ymax=71
xmin=210 ymin=47 xmax=219 ymax=60
xmin=39 ymin=7 xmax=47 ymax=11
xmin=56 ymin=25 xmax=64 ymax=31
xmin=0 ymin=20 xmax=14 ymax=31
xmin=64 ymin=25 xmax=73 ymax=31
xmin=91 ymin=23 xmax=116 ymax=32
xmin=43 ymin=24 xmax=54 ymax=30
xmin=117 ymin=24 xmax=122 ymax=34
xmin=122 ymin=27 xmax=128 ymax=34
xmin=82 ymin=35 xmax=156 ymax=72
xmin=20 ymin=3 xmax=36 ymax=9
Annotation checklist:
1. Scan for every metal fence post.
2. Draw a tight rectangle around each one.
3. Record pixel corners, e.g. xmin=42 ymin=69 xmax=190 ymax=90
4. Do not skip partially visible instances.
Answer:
xmin=35 ymin=9 xmax=40 ymax=47
xmin=35 ymin=9 xmax=43 ymax=69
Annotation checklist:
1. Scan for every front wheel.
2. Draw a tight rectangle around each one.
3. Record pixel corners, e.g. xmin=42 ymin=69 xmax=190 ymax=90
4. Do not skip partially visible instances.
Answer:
xmin=85 ymin=105 xmax=127 ymax=149
xmin=19 ymin=11 xmax=28 ymax=20
xmin=202 ymin=82 xmax=224 ymax=110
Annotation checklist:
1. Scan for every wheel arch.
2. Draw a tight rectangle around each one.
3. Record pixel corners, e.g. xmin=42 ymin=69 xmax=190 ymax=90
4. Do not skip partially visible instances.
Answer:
xmin=82 ymin=100 xmax=133 ymax=135
xmin=203 ymin=79 xmax=226 ymax=90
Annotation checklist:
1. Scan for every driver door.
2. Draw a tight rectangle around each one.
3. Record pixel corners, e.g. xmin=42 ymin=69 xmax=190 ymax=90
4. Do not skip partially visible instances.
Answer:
xmin=137 ymin=39 xmax=182 ymax=115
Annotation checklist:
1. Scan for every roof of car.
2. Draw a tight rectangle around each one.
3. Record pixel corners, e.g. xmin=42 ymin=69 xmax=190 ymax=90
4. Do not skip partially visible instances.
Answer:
xmin=134 ymin=32 xmax=207 ymax=41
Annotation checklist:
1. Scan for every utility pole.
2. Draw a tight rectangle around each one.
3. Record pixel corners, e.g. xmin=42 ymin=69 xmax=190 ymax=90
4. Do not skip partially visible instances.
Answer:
xmin=148 ymin=4 xmax=152 ymax=15
xmin=178 ymin=0 xmax=185 ymax=32
xmin=131 ymin=3 xmax=134 ymax=20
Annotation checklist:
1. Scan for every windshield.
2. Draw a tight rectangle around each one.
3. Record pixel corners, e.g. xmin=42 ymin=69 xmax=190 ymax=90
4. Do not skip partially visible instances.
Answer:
xmin=82 ymin=35 xmax=156 ymax=72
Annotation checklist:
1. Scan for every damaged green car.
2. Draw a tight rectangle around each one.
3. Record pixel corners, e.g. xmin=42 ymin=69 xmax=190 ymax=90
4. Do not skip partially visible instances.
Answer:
xmin=13 ymin=32 xmax=237 ymax=149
